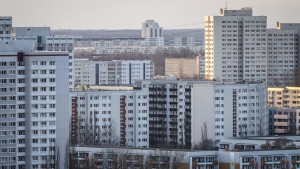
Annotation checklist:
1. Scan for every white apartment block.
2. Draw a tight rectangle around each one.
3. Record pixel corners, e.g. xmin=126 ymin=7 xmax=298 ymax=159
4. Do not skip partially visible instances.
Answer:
xmin=205 ymin=7 xmax=268 ymax=82
xmin=70 ymin=87 xmax=149 ymax=148
xmin=45 ymin=35 xmax=75 ymax=91
xmin=134 ymin=80 xmax=193 ymax=148
xmin=74 ymin=59 xmax=154 ymax=86
xmin=0 ymin=40 xmax=69 ymax=169
xmin=267 ymin=29 xmax=298 ymax=86
xmin=192 ymin=82 xmax=268 ymax=144
xmin=141 ymin=20 xmax=164 ymax=46
xmin=0 ymin=16 xmax=13 ymax=40
xmin=14 ymin=27 xmax=75 ymax=91
xmin=73 ymin=58 xmax=93 ymax=85
xmin=205 ymin=8 xmax=300 ymax=86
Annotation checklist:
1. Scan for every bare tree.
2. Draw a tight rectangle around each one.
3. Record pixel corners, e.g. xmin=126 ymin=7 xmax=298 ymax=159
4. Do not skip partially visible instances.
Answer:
xmin=192 ymin=122 xmax=215 ymax=150
xmin=147 ymin=150 xmax=171 ymax=169
xmin=272 ymin=137 xmax=291 ymax=148
xmin=261 ymin=140 xmax=271 ymax=150
xmin=169 ymin=151 xmax=188 ymax=169
xmin=69 ymin=146 xmax=77 ymax=169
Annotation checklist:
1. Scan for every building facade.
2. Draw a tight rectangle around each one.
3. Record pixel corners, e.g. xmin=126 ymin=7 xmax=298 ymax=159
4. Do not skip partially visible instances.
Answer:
xmin=165 ymin=56 xmax=200 ymax=80
xmin=134 ymin=80 xmax=204 ymax=149
xmin=0 ymin=42 xmax=69 ymax=169
xmin=0 ymin=16 xmax=71 ymax=169
xmin=70 ymin=87 xmax=150 ymax=148
xmin=0 ymin=16 xmax=12 ymax=40
xmin=205 ymin=8 xmax=300 ymax=86
xmin=71 ymin=145 xmax=300 ymax=169
xmin=268 ymin=87 xmax=300 ymax=108
xmin=269 ymin=107 xmax=300 ymax=135
xmin=14 ymin=27 xmax=75 ymax=91
xmin=134 ymin=80 xmax=268 ymax=148
xmin=74 ymin=59 xmax=154 ymax=86
xmin=205 ymin=7 xmax=268 ymax=82
xmin=192 ymin=82 xmax=268 ymax=144
xmin=141 ymin=20 xmax=164 ymax=46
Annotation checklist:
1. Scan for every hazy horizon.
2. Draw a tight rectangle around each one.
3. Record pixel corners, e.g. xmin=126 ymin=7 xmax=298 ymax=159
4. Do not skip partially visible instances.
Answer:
xmin=2 ymin=0 xmax=300 ymax=29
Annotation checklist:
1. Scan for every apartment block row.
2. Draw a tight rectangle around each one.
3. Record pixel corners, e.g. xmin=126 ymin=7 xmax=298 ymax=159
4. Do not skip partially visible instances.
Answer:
xmin=69 ymin=80 xmax=269 ymax=150
xmin=73 ymin=59 xmax=154 ymax=86
xmin=72 ymin=145 xmax=300 ymax=169
xmin=74 ymin=20 xmax=203 ymax=55
xmin=204 ymin=7 xmax=300 ymax=86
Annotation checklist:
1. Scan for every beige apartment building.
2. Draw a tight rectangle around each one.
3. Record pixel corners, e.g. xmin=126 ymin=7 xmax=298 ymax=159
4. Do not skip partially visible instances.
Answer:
xmin=165 ymin=56 xmax=200 ymax=80
xmin=268 ymin=87 xmax=300 ymax=107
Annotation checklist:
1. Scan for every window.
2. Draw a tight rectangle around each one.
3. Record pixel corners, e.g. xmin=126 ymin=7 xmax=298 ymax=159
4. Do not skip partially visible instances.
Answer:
xmin=49 ymin=61 xmax=55 ymax=65
xmin=49 ymin=78 xmax=55 ymax=82
xmin=49 ymin=121 xmax=55 ymax=126
xmin=40 ymin=61 xmax=47 ymax=65
xmin=40 ymin=70 xmax=46 ymax=74
xmin=18 ymin=104 xmax=25 ymax=109
xmin=40 ymin=78 xmax=47 ymax=83
xmin=49 ymin=70 xmax=55 ymax=74
xmin=40 ymin=139 xmax=47 ymax=144
xmin=40 ymin=122 xmax=47 ymax=126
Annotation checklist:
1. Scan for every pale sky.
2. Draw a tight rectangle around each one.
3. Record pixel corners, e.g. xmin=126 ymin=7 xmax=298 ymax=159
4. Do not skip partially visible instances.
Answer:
xmin=2 ymin=0 xmax=300 ymax=29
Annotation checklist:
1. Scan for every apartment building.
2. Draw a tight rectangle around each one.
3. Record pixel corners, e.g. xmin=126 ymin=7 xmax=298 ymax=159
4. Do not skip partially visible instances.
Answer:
xmin=199 ymin=55 xmax=205 ymax=80
xmin=267 ymin=27 xmax=299 ymax=86
xmin=74 ymin=59 xmax=154 ymax=86
xmin=192 ymin=82 xmax=268 ymax=144
xmin=205 ymin=8 xmax=300 ymax=86
xmin=45 ymin=35 xmax=75 ymax=91
xmin=269 ymin=107 xmax=300 ymax=135
xmin=268 ymin=86 xmax=300 ymax=107
xmin=0 ymin=41 xmax=69 ymax=169
xmin=72 ymin=144 xmax=300 ymax=169
xmin=70 ymin=86 xmax=150 ymax=148
xmin=0 ymin=16 xmax=12 ymax=40
xmin=141 ymin=20 xmax=164 ymax=46
xmin=134 ymin=80 xmax=268 ymax=148
xmin=14 ymin=27 xmax=75 ymax=91
xmin=205 ymin=7 xmax=268 ymax=82
xmin=218 ymin=149 xmax=300 ymax=169
xmin=134 ymin=80 xmax=208 ymax=149
xmin=165 ymin=56 xmax=200 ymax=80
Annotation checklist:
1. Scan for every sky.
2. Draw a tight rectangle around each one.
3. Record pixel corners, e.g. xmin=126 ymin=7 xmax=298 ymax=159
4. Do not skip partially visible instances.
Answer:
xmin=2 ymin=0 xmax=300 ymax=30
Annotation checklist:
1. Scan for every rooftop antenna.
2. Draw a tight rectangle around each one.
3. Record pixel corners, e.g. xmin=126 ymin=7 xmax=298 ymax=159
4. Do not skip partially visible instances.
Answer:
xmin=225 ymin=1 xmax=228 ymax=9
